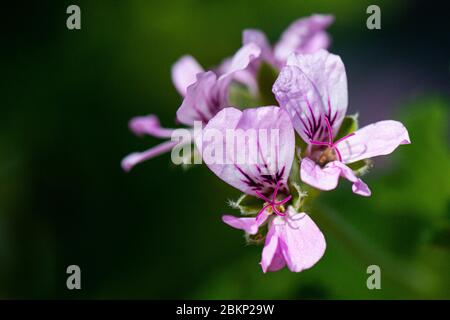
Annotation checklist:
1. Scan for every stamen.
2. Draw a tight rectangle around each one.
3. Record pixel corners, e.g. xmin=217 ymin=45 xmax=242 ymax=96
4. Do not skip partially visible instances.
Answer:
xmin=324 ymin=117 xmax=333 ymax=144
xmin=333 ymin=132 xmax=355 ymax=145
xmin=274 ymin=195 xmax=292 ymax=206
xmin=255 ymin=181 xmax=291 ymax=220
xmin=256 ymin=203 xmax=272 ymax=220
xmin=255 ymin=191 xmax=271 ymax=203
xmin=309 ymin=140 xmax=329 ymax=146
xmin=334 ymin=147 xmax=343 ymax=162
xmin=272 ymin=181 xmax=281 ymax=202
xmin=272 ymin=206 xmax=286 ymax=217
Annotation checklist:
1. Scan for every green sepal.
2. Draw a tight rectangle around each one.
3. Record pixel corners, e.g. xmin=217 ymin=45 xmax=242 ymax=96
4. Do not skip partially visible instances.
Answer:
xmin=245 ymin=223 xmax=268 ymax=245
xmin=228 ymin=194 xmax=263 ymax=215
xmin=335 ymin=114 xmax=359 ymax=141
xmin=289 ymin=182 xmax=307 ymax=212
xmin=287 ymin=152 xmax=308 ymax=211
xmin=348 ymin=158 xmax=373 ymax=176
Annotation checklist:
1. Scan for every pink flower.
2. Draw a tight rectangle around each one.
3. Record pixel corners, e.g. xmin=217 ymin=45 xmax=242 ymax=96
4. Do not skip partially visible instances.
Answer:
xmin=273 ymin=49 xmax=411 ymax=196
xmin=196 ymin=106 xmax=326 ymax=272
xmin=122 ymin=15 xmax=334 ymax=171
xmin=175 ymin=43 xmax=261 ymax=126
xmin=244 ymin=14 xmax=334 ymax=68
xmin=218 ymin=14 xmax=334 ymax=92
xmin=121 ymin=43 xmax=261 ymax=171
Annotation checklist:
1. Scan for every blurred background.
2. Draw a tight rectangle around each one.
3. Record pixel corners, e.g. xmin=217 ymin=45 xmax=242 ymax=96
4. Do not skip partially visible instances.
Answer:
xmin=1 ymin=0 xmax=449 ymax=299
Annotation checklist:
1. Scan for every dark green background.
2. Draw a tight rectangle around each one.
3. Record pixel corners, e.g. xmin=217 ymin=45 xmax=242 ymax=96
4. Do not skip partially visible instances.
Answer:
xmin=1 ymin=0 xmax=449 ymax=298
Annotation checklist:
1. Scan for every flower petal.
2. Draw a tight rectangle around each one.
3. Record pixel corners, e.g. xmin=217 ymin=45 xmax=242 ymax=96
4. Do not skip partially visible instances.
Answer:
xmin=222 ymin=212 xmax=268 ymax=235
xmin=286 ymin=49 xmax=348 ymax=139
xmin=196 ymin=106 xmax=295 ymax=196
xmin=219 ymin=43 xmax=261 ymax=81
xmin=274 ymin=14 xmax=334 ymax=63
xmin=337 ymin=120 xmax=411 ymax=164
xmin=216 ymin=57 xmax=258 ymax=95
xmin=176 ymin=71 xmax=221 ymax=126
xmin=300 ymin=157 xmax=341 ymax=190
xmin=261 ymin=226 xmax=286 ymax=273
xmin=128 ymin=115 xmax=175 ymax=138
xmin=273 ymin=207 xmax=326 ymax=272
xmin=273 ymin=64 xmax=324 ymax=143
xmin=222 ymin=216 xmax=258 ymax=235
xmin=299 ymin=31 xmax=331 ymax=54
xmin=331 ymin=161 xmax=371 ymax=197
xmin=121 ymin=140 xmax=178 ymax=172
xmin=300 ymin=158 xmax=371 ymax=196
xmin=243 ymin=29 xmax=274 ymax=64
xmin=171 ymin=55 xmax=204 ymax=96
xmin=176 ymin=44 xmax=261 ymax=126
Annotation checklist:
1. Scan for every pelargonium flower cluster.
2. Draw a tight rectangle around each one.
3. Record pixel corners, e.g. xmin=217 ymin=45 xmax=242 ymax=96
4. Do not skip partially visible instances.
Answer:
xmin=122 ymin=15 xmax=410 ymax=273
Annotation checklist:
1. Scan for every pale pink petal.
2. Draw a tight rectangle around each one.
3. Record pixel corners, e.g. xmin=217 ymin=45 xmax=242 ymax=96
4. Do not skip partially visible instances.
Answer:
xmin=300 ymin=158 xmax=371 ymax=196
xmin=216 ymin=57 xmax=258 ymax=95
xmin=260 ymin=226 xmax=286 ymax=273
xmin=331 ymin=161 xmax=371 ymax=197
xmin=196 ymin=107 xmax=295 ymax=196
xmin=171 ymin=55 xmax=204 ymax=96
xmin=222 ymin=215 xmax=259 ymax=235
xmin=222 ymin=212 xmax=268 ymax=235
xmin=337 ymin=120 xmax=411 ymax=164
xmin=285 ymin=49 xmax=348 ymax=138
xmin=176 ymin=44 xmax=261 ymax=126
xmin=299 ymin=31 xmax=331 ymax=54
xmin=300 ymin=157 xmax=341 ymax=190
xmin=218 ymin=43 xmax=261 ymax=81
xmin=243 ymin=29 xmax=275 ymax=64
xmin=121 ymin=140 xmax=178 ymax=172
xmin=274 ymin=14 xmax=334 ymax=63
xmin=176 ymin=71 xmax=221 ymax=126
xmin=273 ymin=64 xmax=324 ymax=143
xmin=273 ymin=208 xmax=326 ymax=272
xmin=129 ymin=115 xmax=175 ymax=138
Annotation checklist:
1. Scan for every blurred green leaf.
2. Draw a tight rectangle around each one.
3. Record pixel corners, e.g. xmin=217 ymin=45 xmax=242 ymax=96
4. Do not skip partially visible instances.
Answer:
xmin=373 ymin=97 xmax=450 ymax=220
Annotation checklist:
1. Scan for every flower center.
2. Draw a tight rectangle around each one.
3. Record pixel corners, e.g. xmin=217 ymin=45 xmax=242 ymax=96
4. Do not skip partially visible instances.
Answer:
xmin=255 ymin=181 xmax=292 ymax=221
xmin=318 ymin=147 xmax=337 ymax=166
xmin=309 ymin=117 xmax=355 ymax=164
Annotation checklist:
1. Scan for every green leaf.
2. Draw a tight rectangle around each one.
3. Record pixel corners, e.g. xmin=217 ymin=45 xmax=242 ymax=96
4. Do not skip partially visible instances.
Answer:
xmin=373 ymin=97 xmax=450 ymax=220
xmin=335 ymin=114 xmax=358 ymax=141
xmin=347 ymin=159 xmax=373 ymax=176
xmin=256 ymin=62 xmax=279 ymax=106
